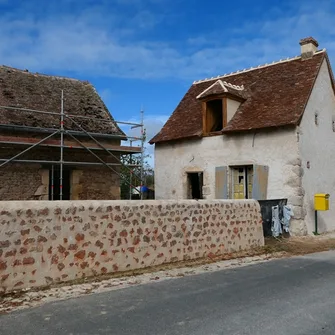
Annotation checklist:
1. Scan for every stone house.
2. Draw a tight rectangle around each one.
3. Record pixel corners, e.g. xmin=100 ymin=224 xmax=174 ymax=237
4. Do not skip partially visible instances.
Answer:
xmin=0 ymin=66 xmax=140 ymax=200
xmin=149 ymin=37 xmax=335 ymax=235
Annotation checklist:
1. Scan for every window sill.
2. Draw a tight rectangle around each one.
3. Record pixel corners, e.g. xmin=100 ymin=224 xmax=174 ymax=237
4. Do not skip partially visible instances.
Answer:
xmin=202 ymin=130 xmax=224 ymax=137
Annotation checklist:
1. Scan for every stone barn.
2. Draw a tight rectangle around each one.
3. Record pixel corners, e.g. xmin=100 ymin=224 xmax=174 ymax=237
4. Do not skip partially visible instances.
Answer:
xmin=0 ymin=66 xmax=140 ymax=200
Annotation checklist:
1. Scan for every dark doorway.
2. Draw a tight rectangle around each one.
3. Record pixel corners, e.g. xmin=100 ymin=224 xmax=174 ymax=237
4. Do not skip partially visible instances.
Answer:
xmin=49 ymin=167 xmax=71 ymax=200
xmin=206 ymin=99 xmax=223 ymax=132
xmin=187 ymin=172 xmax=203 ymax=199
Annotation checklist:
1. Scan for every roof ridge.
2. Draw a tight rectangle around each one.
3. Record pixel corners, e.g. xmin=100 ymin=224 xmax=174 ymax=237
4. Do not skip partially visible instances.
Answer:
xmin=193 ymin=49 xmax=326 ymax=85
xmin=196 ymin=79 xmax=245 ymax=99
xmin=0 ymin=65 xmax=89 ymax=84
xmin=220 ymin=80 xmax=244 ymax=90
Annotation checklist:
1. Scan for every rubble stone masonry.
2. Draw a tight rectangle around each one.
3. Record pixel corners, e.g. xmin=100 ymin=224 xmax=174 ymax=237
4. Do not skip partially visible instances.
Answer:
xmin=0 ymin=200 xmax=264 ymax=293
xmin=0 ymin=165 xmax=120 ymax=201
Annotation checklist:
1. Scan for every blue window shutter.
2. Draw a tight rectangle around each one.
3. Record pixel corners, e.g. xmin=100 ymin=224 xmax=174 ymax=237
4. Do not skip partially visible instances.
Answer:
xmin=215 ymin=166 xmax=228 ymax=199
xmin=252 ymin=165 xmax=269 ymax=200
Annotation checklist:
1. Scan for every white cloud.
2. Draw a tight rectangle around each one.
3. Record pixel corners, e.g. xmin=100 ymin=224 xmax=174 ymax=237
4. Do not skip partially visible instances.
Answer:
xmin=1 ymin=1 xmax=334 ymax=166
xmin=116 ymin=0 xmax=168 ymax=5
xmin=131 ymin=10 xmax=162 ymax=29
xmin=2 ymin=5 xmax=334 ymax=86
xmin=98 ymin=88 xmax=120 ymax=106
xmin=0 ymin=2 xmax=334 ymax=81
xmin=119 ymin=114 xmax=168 ymax=167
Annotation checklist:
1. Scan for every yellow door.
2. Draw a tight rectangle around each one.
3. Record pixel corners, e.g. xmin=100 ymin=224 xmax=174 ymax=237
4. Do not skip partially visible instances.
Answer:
xmin=247 ymin=166 xmax=253 ymax=199
xmin=233 ymin=168 xmax=246 ymax=199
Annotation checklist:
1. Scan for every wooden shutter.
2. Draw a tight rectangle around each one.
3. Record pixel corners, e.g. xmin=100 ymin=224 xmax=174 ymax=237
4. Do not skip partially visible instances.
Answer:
xmin=215 ymin=166 xmax=228 ymax=199
xmin=251 ymin=165 xmax=269 ymax=200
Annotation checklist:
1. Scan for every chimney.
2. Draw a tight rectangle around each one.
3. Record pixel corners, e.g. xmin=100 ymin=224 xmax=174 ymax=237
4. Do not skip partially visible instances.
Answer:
xmin=299 ymin=37 xmax=319 ymax=59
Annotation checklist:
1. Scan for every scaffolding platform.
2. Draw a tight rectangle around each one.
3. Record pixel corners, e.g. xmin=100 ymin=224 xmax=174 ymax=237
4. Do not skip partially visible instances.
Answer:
xmin=0 ymin=90 xmax=146 ymax=200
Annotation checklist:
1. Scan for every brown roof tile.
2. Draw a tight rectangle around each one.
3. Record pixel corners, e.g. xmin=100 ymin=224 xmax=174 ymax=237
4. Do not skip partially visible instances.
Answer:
xmin=0 ymin=66 xmax=125 ymax=137
xmin=149 ymin=50 xmax=327 ymax=144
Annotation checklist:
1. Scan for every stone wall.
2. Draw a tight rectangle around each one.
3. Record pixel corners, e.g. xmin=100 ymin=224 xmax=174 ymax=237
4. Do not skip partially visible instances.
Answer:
xmin=75 ymin=168 xmax=120 ymax=200
xmin=0 ymin=135 xmax=121 ymax=201
xmin=0 ymin=200 xmax=264 ymax=293
xmin=0 ymin=162 xmax=121 ymax=202
xmin=0 ymin=166 xmax=120 ymax=201
xmin=0 ymin=164 xmax=44 ymax=200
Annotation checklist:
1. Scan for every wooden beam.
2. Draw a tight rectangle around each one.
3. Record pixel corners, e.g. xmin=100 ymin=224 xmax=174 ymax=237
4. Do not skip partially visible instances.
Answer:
xmin=0 ymin=135 xmax=142 ymax=153
xmin=202 ymin=101 xmax=207 ymax=135
xmin=223 ymin=97 xmax=227 ymax=127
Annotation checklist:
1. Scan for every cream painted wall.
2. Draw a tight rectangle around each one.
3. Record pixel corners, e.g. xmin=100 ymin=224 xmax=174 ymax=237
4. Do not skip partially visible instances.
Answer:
xmin=299 ymin=59 xmax=335 ymax=234
xmin=154 ymin=128 xmax=306 ymax=233
xmin=154 ymin=57 xmax=335 ymax=236
xmin=227 ymin=99 xmax=241 ymax=123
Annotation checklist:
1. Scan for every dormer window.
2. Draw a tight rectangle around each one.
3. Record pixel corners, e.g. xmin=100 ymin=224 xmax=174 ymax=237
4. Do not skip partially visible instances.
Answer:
xmin=196 ymin=80 xmax=246 ymax=136
xmin=205 ymin=99 xmax=224 ymax=133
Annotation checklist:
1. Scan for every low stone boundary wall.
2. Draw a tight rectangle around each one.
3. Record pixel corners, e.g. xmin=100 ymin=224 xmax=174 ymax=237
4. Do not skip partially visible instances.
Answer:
xmin=0 ymin=200 xmax=264 ymax=292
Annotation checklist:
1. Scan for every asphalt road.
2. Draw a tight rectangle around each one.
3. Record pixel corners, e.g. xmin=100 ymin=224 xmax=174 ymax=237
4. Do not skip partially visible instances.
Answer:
xmin=1 ymin=251 xmax=335 ymax=335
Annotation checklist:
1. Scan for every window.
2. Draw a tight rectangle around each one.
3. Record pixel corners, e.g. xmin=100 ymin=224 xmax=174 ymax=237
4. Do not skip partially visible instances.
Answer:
xmin=187 ymin=172 xmax=203 ymax=199
xmin=49 ymin=166 xmax=71 ymax=200
xmin=231 ymin=166 xmax=253 ymax=199
xmin=203 ymin=99 xmax=225 ymax=134
xmin=215 ymin=164 xmax=268 ymax=200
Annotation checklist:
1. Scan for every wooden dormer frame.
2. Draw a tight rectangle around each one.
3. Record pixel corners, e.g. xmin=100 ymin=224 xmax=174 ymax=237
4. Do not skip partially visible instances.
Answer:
xmin=202 ymin=95 xmax=227 ymax=136
xmin=201 ymin=94 xmax=245 ymax=137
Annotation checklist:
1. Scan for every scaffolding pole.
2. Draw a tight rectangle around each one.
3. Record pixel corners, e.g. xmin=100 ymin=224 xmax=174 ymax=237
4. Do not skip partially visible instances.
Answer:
xmin=51 ymin=165 xmax=54 ymax=201
xmin=65 ymin=114 xmax=144 ymax=185
xmin=0 ymin=104 xmax=142 ymax=141
xmin=130 ymin=108 xmax=145 ymax=200
xmin=140 ymin=109 xmax=145 ymax=200
xmin=0 ymin=92 xmax=145 ymax=199
xmin=0 ymin=105 xmax=61 ymax=116
xmin=0 ymin=140 xmax=141 ymax=154
xmin=0 ymin=159 xmax=141 ymax=167
xmin=0 ymin=105 xmax=142 ymax=129
xmin=129 ymin=140 xmax=133 ymax=200
xmin=0 ymin=130 xmax=60 ymax=168
xmin=64 ymin=131 xmax=141 ymax=192
xmin=60 ymin=90 xmax=64 ymax=200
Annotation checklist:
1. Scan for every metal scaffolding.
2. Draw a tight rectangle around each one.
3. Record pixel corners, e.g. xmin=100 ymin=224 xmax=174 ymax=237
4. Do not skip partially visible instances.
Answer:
xmin=0 ymin=90 xmax=146 ymax=200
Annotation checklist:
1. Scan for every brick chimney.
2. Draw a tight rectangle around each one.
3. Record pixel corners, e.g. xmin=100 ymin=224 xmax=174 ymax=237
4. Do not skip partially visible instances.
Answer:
xmin=300 ymin=37 xmax=319 ymax=59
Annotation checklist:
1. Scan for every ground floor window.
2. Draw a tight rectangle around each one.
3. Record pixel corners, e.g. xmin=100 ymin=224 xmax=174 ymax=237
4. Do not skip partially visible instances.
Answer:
xmin=231 ymin=166 xmax=253 ymax=199
xmin=215 ymin=164 xmax=268 ymax=200
xmin=187 ymin=172 xmax=203 ymax=199
xmin=48 ymin=166 xmax=71 ymax=200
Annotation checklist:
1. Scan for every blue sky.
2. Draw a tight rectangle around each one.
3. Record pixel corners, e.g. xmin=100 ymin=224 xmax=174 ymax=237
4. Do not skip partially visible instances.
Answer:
xmin=0 ymin=0 xmax=334 ymax=165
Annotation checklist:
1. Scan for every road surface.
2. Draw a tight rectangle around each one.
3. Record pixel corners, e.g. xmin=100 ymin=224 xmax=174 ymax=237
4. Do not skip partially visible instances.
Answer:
xmin=1 ymin=251 xmax=335 ymax=335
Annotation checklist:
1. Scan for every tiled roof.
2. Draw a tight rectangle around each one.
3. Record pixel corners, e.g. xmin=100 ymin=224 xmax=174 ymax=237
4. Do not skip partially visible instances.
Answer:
xmin=0 ymin=66 xmax=125 ymax=136
xmin=149 ymin=50 xmax=328 ymax=144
